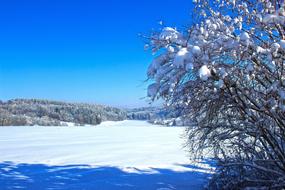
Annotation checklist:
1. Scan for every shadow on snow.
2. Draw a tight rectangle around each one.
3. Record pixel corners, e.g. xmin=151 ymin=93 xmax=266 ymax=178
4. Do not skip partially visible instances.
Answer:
xmin=0 ymin=161 xmax=214 ymax=190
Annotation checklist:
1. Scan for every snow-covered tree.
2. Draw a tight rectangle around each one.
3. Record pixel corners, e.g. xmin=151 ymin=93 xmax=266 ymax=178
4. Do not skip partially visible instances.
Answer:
xmin=146 ymin=0 xmax=285 ymax=189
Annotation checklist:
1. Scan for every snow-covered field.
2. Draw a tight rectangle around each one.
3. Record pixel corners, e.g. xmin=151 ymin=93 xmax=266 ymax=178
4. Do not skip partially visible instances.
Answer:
xmin=0 ymin=120 xmax=214 ymax=190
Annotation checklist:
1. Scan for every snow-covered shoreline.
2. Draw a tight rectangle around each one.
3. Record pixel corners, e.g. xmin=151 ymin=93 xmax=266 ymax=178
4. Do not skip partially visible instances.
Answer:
xmin=0 ymin=119 xmax=186 ymax=128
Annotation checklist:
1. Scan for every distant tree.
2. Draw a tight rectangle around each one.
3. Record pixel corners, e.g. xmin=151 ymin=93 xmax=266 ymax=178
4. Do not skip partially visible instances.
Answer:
xmin=96 ymin=114 xmax=102 ymax=124
xmin=146 ymin=0 xmax=285 ymax=189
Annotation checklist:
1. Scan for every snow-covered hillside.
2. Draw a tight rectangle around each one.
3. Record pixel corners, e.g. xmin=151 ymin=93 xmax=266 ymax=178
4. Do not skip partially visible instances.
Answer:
xmin=0 ymin=120 xmax=214 ymax=190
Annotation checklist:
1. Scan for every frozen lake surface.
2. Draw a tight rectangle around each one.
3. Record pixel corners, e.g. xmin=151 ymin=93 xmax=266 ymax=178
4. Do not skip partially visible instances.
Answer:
xmin=0 ymin=120 xmax=214 ymax=190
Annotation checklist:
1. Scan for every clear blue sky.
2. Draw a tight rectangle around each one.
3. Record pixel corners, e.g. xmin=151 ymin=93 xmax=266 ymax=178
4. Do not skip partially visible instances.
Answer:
xmin=0 ymin=0 xmax=193 ymax=108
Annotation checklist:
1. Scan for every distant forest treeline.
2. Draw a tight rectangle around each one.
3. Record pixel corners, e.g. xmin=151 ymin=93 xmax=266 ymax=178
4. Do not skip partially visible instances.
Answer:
xmin=0 ymin=99 xmax=187 ymax=126
xmin=0 ymin=99 xmax=127 ymax=126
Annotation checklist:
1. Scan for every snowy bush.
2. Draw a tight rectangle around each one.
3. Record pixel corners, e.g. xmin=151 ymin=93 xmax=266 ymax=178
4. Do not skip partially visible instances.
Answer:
xmin=146 ymin=0 xmax=285 ymax=189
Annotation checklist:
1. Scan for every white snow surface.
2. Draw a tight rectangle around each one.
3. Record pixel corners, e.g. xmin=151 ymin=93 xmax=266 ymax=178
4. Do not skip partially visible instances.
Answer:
xmin=0 ymin=120 xmax=214 ymax=190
